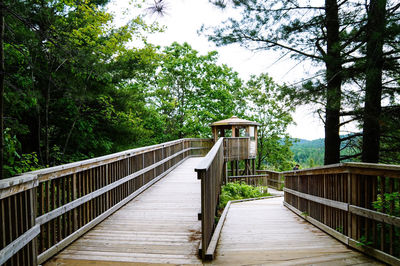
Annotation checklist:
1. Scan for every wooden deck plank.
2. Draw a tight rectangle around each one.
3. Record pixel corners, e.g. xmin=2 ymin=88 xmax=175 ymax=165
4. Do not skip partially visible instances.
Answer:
xmin=45 ymin=158 xmax=384 ymax=265
xmin=210 ymin=197 xmax=384 ymax=265
xmin=45 ymin=158 xmax=203 ymax=265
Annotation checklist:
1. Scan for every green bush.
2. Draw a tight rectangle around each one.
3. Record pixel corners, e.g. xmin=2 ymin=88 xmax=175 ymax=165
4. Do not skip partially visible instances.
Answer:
xmin=218 ymin=182 xmax=271 ymax=209
xmin=373 ymin=192 xmax=400 ymax=216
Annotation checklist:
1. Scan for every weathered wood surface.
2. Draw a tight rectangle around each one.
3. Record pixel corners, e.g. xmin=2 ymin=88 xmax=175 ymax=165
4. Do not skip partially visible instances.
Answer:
xmin=196 ymin=138 xmax=225 ymax=259
xmin=211 ymin=197 xmax=383 ymax=265
xmin=284 ymin=164 xmax=400 ymax=264
xmin=45 ymin=158 xmax=203 ymax=265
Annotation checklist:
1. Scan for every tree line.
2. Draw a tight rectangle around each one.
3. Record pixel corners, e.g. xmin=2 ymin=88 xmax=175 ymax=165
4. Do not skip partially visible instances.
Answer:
xmin=0 ymin=0 xmax=295 ymax=179
xmin=204 ymin=0 xmax=400 ymax=165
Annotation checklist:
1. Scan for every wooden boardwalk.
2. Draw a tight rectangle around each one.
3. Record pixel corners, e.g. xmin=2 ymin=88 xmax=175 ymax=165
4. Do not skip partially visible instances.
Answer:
xmin=211 ymin=197 xmax=383 ymax=265
xmin=43 ymin=158 xmax=384 ymax=266
xmin=46 ymin=158 xmax=203 ymax=265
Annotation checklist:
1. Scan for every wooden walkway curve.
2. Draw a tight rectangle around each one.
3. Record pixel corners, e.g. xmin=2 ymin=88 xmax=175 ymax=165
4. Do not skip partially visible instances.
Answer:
xmin=46 ymin=158 xmax=203 ymax=265
xmin=211 ymin=197 xmax=383 ymax=265
xmin=43 ymin=158 xmax=383 ymax=266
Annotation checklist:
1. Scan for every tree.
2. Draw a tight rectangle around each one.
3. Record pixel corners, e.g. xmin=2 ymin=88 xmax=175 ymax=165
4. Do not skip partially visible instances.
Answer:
xmin=2 ymin=0 xmax=161 ymax=177
xmin=203 ymin=0 xmax=346 ymax=165
xmin=0 ymin=3 xmax=4 ymax=179
xmin=151 ymin=42 xmax=246 ymax=140
xmin=362 ymin=0 xmax=387 ymax=163
xmin=245 ymin=73 xmax=294 ymax=171
xmin=204 ymin=0 xmax=400 ymax=165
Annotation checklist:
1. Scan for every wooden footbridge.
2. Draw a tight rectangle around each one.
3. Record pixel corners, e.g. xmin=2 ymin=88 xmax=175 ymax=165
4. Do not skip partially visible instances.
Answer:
xmin=1 ymin=137 xmax=400 ymax=265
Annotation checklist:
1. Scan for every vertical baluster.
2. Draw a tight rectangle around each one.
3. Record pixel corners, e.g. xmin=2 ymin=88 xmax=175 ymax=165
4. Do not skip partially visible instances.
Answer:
xmin=371 ymin=174 xmax=377 ymax=248
xmin=45 ymin=181 xmax=50 ymax=250
xmin=39 ymin=183 xmax=45 ymax=252
xmin=60 ymin=176 xmax=65 ymax=239
xmin=380 ymin=176 xmax=385 ymax=251
xmin=51 ymin=179 xmax=56 ymax=246
xmin=56 ymin=178 xmax=61 ymax=243
xmin=31 ymin=187 xmax=38 ymax=266
xmin=389 ymin=178 xmax=394 ymax=255
xmin=348 ymin=173 xmax=353 ymax=240
xmin=106 ymin=164 xmax=109 ymax=211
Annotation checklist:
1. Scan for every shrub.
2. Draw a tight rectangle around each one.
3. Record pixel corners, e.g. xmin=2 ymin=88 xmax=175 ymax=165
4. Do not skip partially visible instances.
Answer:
xmin=218 ymin=182 xmax=271 ymax=209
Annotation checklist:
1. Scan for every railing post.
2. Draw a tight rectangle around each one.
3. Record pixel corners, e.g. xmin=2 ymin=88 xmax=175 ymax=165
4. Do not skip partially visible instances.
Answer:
xmin=72 ymin=173 xmax=78 ymax=231
xmin=153 ymin=151 xmax=156 ymax=180
xmin=105 ymin=165 xmax=109 ymax=210
xmin=347 ymin=173 xmax=352 ymax=239
xmin=223 ymin=162 xmax=227 ymax=185
xmin=142 ymin=153 xmax=145 ymax=184
xmin=30 ymin=187 xmax=38 ymax=266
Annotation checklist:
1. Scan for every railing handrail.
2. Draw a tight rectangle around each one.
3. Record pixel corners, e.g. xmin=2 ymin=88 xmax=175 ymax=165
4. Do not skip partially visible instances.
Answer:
xmin=0 ymin=138 xmax=211 ymax=190
xmin=256 ymin=169 xmax=281 ymax=174
xmin=283 ymin=162 xmax=400 ymax=265
xmin=282 ymin=162 xmax=400 ymax=178
xmin=195 ymin=138 xmax=223 ymax=171
xmin=0 ymin=138 xmax=213 ymax=265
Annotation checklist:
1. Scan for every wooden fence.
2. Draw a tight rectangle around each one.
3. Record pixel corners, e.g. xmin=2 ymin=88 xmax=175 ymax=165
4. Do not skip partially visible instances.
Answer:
xmin=0 ymin=138 xmax=212 ymax=266
xmin=256 ymin=170 xmax=283 ymax=190
xmin=195 ymin=138 xmax=225 ymax=259
xmin=283 ymin=162 xmax=400 ymax=265
xmin=223 ymin=137 xmax=249 ymax=161
xmin=227 ymin=170 xmax=284 ymax=190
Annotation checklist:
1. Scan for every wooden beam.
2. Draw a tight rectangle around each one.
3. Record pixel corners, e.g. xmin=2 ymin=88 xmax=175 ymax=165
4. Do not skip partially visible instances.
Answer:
xmin=0 ymin=224 xmax=40 ymax=265
xmin=205 ymin=201 xmax=231 ymax=260
xmin=0 ymin=174 xmax=38 ymax=199
xmin=348 ymin=238 xmax=400 ymax=266
xmin=37 ymin=156 xmax=190 ymax=264
xmin=349 ymin=205 xmax=400 ymax=227
xmin=284 ymin=188 xmax=348 ymax=211
xmin=32 ymin=139 xmax=209 ymax=182
xmin=36 ymin=148 xmax=198 ymax=225
xmin=195 ymin=138 xmax=224 ymax=172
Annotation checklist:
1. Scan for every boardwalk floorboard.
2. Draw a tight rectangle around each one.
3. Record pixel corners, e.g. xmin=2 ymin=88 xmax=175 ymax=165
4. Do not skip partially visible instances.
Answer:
xmin=210 ymin=197 xmax=384 ymax=265
xmin=45 ymin=158 xmax=203 ymax=266
xmin=45 ymin=158 xmax=384 ymax=265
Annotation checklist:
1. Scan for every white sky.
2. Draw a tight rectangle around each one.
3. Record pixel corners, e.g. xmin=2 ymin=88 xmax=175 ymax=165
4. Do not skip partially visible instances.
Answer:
xmin=107 ymin=0 xmax=353 ymax=140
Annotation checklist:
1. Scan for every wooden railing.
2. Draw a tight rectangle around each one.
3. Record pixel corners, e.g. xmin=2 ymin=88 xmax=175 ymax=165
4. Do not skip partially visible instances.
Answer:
xmin=227 ymin=170 xmax=284 ymax=190
xmin=257 ymin=170 xmax=283 ymax=190
xmin=283 ymin=163 xmax=400 ymax=265
xmin=0 ymin=138 xmax=212 ymax=266
xmin=195 ymin=138 xmax=225 ymax=259
xmin=223 ymin=137 xmax=250 ymax=161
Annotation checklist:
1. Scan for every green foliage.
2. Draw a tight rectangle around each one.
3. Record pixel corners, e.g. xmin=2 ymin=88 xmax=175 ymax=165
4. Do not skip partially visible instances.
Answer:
xmin=244 ymin=74 xmax=295 ymax=171
xmin=151 ymin=42 xmax=246 ymax=140
xmin=373 ymin=192 xmax=400 ymax=217
xmin=357 ymin=235 xmax=373 ymax=247
xmin=218 ymin=182 xmax=270 ymax=209
xmin=291 ymin=138 xmax=324 ymax=168
xmin=3 ymin=129 xmax=41 ymax=178
xmin=2 ymin=1 xmax=302 ymax=179
xmin=3 ymin=0 xmax=162 ymax=174
xmin=336 ymin=226 xmax=344 ymax=233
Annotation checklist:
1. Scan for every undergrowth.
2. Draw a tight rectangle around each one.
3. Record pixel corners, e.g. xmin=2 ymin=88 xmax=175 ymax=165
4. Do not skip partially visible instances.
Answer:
xmin=218 ymin=182 xmax=271 ymax=210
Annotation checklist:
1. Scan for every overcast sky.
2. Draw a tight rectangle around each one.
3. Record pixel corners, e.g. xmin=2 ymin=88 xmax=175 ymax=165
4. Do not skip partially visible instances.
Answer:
xmin=107 ymin=0 xmax=333 ymax=140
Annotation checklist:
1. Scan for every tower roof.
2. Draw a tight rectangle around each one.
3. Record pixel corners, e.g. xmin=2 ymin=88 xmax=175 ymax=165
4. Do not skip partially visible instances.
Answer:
xmin=211 ymin=116 xmax=260 ymax=127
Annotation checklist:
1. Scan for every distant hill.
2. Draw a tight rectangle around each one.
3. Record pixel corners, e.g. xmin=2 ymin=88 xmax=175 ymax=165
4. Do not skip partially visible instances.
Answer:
xmin=290 ymin=138 xmax=325 ymax=167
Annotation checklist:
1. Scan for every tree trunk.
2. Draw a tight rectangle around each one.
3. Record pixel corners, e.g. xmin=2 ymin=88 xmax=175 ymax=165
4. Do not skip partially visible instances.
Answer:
xmin=0 ymin=6 xmax=5 ymax=179
xmin=324 ymin=0 xmax=342 ymax=165
xmin=45 ymin=75 xmax=51 ymax=165
xmin=361 ymin=0 xmax=386 ymax=163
